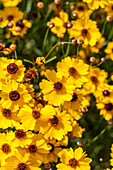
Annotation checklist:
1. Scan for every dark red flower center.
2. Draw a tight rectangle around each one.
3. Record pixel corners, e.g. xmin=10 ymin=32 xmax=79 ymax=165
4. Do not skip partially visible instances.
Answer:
xmin=54 ymin=82 xmax=63 ymax=91
xmin=90 ymin=76 xmax=98 ymax=84
xmin=32 ymin=110 xmax=40 ymax=119
xmin=2 ymin=108 xmax=11 ymax=117
xmin=103 ymin=90 xmax=110 ymax=96
xmin=15 ymin=129 xmax=26 ymax=139
xmin=7 ymin=15 xmax=14 ymax=21
xmin=77 ymin=6 xmax=84 ymax=11
xmin=71 ymin=93 xmax=78 ymax=102
xmin=50 ymin=116 xmax=59 ymax=125
xmin=1 ymin=143 xmax=11 ymax=154
xmin=17 ymin=163 xmax=28 ymax=170
xmin=9 ymin=91 xmax=20 ymax=101
xmin=69 ymin=158 xmax=78 ymax=168
xmin=105 ymin=103 xmax=113 ymax=111
xmin=7 ymin=63 xmax=18 ymax=74
xmin=68 ymin=67 xmax=77 ymax=76
xmin=81 ymin=29 xmax=88 ymax=36
xmin=28 ymin=144 xmax=37 ymax=153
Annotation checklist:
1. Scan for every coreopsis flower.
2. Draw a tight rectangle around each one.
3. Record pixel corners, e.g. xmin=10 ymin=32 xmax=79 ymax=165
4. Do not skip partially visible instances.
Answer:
xmin=40 ymin=105 xmax=72 ymax=140
xmin=56 ymin=147 xmax=92 ymax=170
xmin=83 ymin=0 xmax=110 ymax=10
xmin=94 ymin=84 xmax=113 ymax=103
xmin=10 ymin=19 xmax=32 ymax=37
xmin=39 ymin=70 xmax=75 ymax=106
xmin=0 ymin=104 xmax=20 ymax=129
xmin=2 ymin=58 xmax=25 ymax=82
xmin=0 ymin=7 xmax=23 ymax=28
xmin=57 ymin=57 xmax=89 ymax=87
xmin=105 ymin=42 xmax=113 ymax=61
xmin=18 ymin=105 xmax=43 ymax=131
xmin=0 ymin=133 xmax=17 ymax=166
xmin=1 ymin=0 xmax=22 ymax=7
xmin=50 ymin=11 xmax=69 ymax=37
xmin=83 ymin=67 xmax=108 ymax=94
xmin=69 ymin=16 xmax=101 ymax=46
xmin=72 ymin=2 xmax=88 ymax=18
xmin=4 ymin=149 xmax=41 ymax=170
xmin=67 ymin=121 xmax=83 ymax=139
xmin=0 ymin=81 xmax=33 ymax=112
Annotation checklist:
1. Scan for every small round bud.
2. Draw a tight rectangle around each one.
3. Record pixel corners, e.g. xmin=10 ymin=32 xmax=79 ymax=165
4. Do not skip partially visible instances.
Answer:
xmin=99 ymin=158 xmax=103 ymax=162
xmin=77 ymin=141 xmax=83 ymax=147
xmin=3 ymin=48 xmax=12 ymax=55
xmin=47 ymin=22 xmax=55 ymax=29
xmin=81 ymin=107 xmax=86 ymax=113
xmin=107 ymin=120 xmax=113 ymax=125
xmin=8 ymin=22 xmax=13 ymax=28
xmin=36 ymin=57 xmax=46 ymax=66
xmin=70 ymin=5 xmax=75 ymax=11
xmin=82 ymin=128 xmax=86 ymax=132
xmin=0 ymin=17 xmax=3 ymax=22
xmin=67 ymin=22 xmax=73 ymax=28
xmin=106 ymin=16 xmax=112 ymax=22
xmin=72 ymin=12 xmax=78 ymax=19
xmin=101 ymin=57 xmax=106 ymax=63
xmin=77 ymin=38 xmax=84 ymax=45
xmin=15 ymin=27 xmax=21 ymax=32
xmin=9 ymin=44 xmax=16 ymax=51
xmin=90 ymin=57 xmax=95 ymax=63
xmin=37 ymin=2 xmax=44 ymax=9
xmin=54 ymin=0 xmax=61 ymax=4
xmin=66 ymin=1 xmax=69 ymax=5
xmin=72 ymin=39 xmax=77 ymax=46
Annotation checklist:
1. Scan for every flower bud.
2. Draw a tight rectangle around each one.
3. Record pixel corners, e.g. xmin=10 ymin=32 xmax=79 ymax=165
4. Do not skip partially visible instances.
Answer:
xmin=9 ymin=44 xmax=17 ymax=51
xmin=77 ymin=38 xmax=84 ymax=45
xmin=90 ymin=57 xmax=95 ymax=63
xmin=37 ymin=2 xmax=44 ymax=9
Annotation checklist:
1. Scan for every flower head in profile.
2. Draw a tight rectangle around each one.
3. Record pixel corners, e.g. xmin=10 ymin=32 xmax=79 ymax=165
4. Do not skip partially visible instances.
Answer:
xmin=40 ymin=105 xmax=72 ymax=140
xmin=1 ymin=81 xmax=33 ymax=112
xmin=57 ymin=147 xmax=92 ymax=170
xmin=39 ymin=70 xmax=75 ymax=106
xmin=57 ymin=57 xmax=89 ymax=87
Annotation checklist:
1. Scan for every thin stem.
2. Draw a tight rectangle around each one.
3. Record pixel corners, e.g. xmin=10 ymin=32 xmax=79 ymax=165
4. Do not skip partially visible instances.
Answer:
xmin=101 ymin=20 xmax=107 ymax=36
xmin=42 ymin=28 xmax=49 ymax=51
xmin=24 ymin=59 xmax=34 ymax=66
xmin=93 ymin=61 xmax=103 ymax=67
xmin=26 ymin=0 xmax=32 ymax=13
xmin=107 ymin=22 xmax=113 ymax=41
xmin=45 ymin=42 xmax=59 ymax=59
xmin=45 ymin=56 xmax=57 ymax=64
xmin=65 ymin=38 xmax=71 ymax=57
xmin=15 ymin=51 xmax=17 ymax=60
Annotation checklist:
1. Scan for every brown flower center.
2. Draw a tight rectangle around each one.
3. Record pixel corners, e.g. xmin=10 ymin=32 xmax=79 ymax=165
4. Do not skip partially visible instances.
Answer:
xmin=81 ymin=29 xmax=88 ymax=36
xmin=7 ymin=15 xmax=14 ymax=21
xmin=63 ymin=22 xmax=68 ymax=28
xmin=28 ymin=144 xmax=37 ymax=153
xmin=7 ymin=63 xmax=18 ymax=74
xmin=69 ymin=158 xmax=78 ymax=168
xmin=50 ymin=116 xmax=59 ymax=126
xmin=71 ymin=93 xmax=78 ymax=102
xmin=105 ymin=103 xmax=113 ymax=111
xmin=0 ymin=17 xmax=3 ymax=22
xmin=15 ymin=129 xmax=26 ymax=139
xmin=17 ymin=163 xmax=28 ymax=170
xmin=54 ymin=82 xmax=63 ymax=91
xmin=24 ymin=73 xmax=32 ymax=79
xmin=32 ymin=110 xmax=40 ymax=119
xmin=48 ymin=143 xmax=55 ymax=153
xmin=68 ymin=67 xmax=77 ymax=76
xmin=90 ymin=76 xmax=98 ymax=84
xmin=1 ymin=143 xmax=11 ymax=154
xmin=9 ymin=91 xmax=20 ymax=101
xmin=2 ymin=108 xmax=11 ymax=118
xmin=77 ymin=6 xmax=84 ymax=11
xmin=103 ymin=90 xmax=110 ymax=96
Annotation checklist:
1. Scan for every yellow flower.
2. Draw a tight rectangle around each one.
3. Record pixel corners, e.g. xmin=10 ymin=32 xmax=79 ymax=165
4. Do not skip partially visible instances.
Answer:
xmin=69 ymin=16 xmax=101 ymax=46
xmin=90 ymin=37 xmax=105 ymax=54
xmin=0 ymin=103 xmax=20 ymax=129
xmin=1 ymin=81 xmax=33 ymax=112
xmin=40 ymin=105 xmax=72 ymax=140
xmin=83 ymin=67 xmax=108 ymax=94
xmin=72 ymin=2 xmax=88 ymax=18
xmin=1 ymin=0 xmax=22 ymax=7
xmin=40 ymin=70 xmax=75 ymax=106
xmin=50 ymin=11 xmax=68 ymax=37
xmin=57 ymin=147 xmax=92 ymax=170
xmin=57 ymin=57 xmax=89 ymax=87
xmin=2 ymin=58 xmax=26 ymax=82
xmin=105 ymin=42 xmax=113 ymax=61
xmin=83 ymin=0 xmax=110 ymax=10
xmin=105 ymin=2 xmax=113 ymax=17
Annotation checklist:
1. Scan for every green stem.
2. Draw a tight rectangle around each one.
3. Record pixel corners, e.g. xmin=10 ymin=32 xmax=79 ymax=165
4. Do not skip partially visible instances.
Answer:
xmin=26 ymin=0 xmax=32 ymax=13
xmin=93 ymin=61 xmax=103 ymax=67
xmin=42 ymin=28 xmax=49 ymax=51
xmin=24 ymin=59 xmax=34 ymax=66
xmin=45 ymin=56 xmax=57 ymax=64
xmin=101 ymin=20 xmax=107 ymax=36
xmin=15 ymin=51 xmax=17 ymax=60
xmin=65 ymin=39 xmax=71 ymax=57
xmin=107 ymin=23 xmax=113 ymax=41
xmin=45 ymin=42 xmax=59 ymax=59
